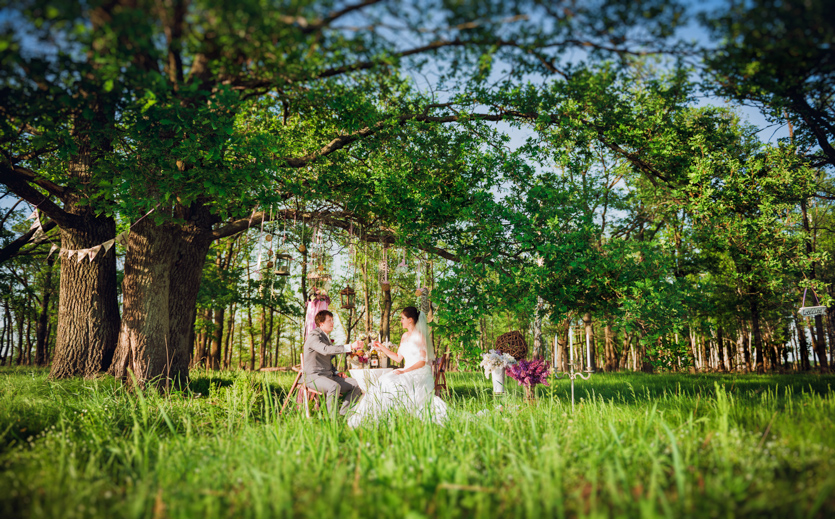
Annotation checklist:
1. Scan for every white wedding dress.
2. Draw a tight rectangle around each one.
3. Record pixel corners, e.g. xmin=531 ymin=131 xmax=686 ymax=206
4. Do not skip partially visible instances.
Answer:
xmin=347 ymin=330 xmax=447 ymax=428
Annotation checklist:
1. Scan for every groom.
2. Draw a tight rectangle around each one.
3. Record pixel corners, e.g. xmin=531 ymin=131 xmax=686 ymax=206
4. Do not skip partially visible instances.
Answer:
xmin=303 ymin=310 xmax=363 ymax=417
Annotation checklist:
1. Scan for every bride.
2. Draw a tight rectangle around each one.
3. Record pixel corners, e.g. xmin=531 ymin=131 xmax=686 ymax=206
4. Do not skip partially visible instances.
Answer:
xmin=347 ymin=305 xmax=447 ymax=428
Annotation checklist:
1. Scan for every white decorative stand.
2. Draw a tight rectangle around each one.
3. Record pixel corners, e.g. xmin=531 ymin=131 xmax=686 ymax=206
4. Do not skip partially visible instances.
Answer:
xmin=491 ymin=367 xmax=506 ymax=394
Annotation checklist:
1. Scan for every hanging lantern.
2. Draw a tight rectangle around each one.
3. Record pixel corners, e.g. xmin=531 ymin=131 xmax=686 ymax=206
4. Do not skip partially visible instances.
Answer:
xmin=340 ymin=285 xmax=356 ymax=309
xmin=275 ymin=253 xmax=292 ymax=276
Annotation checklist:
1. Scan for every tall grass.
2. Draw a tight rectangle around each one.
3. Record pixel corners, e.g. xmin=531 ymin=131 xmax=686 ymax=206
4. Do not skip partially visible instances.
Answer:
xmin=1 ymin=367 xmax=833 ymax=518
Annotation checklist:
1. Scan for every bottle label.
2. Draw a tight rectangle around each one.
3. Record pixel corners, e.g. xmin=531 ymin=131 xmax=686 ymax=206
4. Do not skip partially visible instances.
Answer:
xmin=371 ymin=359 xmax=379 ymax=368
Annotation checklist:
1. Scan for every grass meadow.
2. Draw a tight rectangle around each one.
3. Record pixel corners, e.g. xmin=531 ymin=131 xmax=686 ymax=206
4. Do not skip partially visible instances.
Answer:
xmin=1 ymin=367 xmax=834 ymax=519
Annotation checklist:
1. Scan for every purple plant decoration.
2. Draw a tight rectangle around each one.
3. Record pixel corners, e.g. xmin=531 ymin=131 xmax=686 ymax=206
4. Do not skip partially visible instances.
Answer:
xmin=507 ymin=358 xmax=551 ymax=388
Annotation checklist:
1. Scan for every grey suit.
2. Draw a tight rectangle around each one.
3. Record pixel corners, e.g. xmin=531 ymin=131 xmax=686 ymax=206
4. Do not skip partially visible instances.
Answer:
xmin=303 ymin=327 xmax=361 ymax=416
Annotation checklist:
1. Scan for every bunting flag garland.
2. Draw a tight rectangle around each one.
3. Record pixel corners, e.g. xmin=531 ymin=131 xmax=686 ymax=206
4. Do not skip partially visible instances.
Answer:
xmin=23 ymin=198 xmax=159 ymax=264
xmin=88 ymin=245 xmax=103 ymax=262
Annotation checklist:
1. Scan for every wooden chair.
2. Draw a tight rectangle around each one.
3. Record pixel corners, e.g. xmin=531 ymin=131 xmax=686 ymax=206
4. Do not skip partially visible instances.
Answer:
xmin=433 ymin=351 xmax=450 ymax=397
xmin=279 ymin=353 xmax=324 ymax=418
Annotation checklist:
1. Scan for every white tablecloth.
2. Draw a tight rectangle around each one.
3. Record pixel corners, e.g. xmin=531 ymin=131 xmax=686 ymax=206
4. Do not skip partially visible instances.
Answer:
xmin=349 ymin=368 xmax=393 ymax=393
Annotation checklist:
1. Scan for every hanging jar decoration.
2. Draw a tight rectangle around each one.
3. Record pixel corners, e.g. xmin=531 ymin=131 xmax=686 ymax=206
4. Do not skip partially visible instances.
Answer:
xmin=275 ymin=253 xmax=292 ymax=276
xmin=265 ymin=234 xmax=272 ymax=242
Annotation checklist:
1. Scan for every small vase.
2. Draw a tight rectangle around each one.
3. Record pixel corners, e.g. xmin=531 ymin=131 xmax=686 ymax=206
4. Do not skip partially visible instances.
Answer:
xmin=492 ymin=367 xmax=506 ymax=394
xmin=524 ymin=385 xmax=535 ymax=402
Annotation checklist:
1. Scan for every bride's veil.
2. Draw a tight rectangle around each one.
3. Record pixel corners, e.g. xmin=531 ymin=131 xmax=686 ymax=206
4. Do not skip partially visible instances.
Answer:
xmin=417 ymin=288 xmax=434 ymax=363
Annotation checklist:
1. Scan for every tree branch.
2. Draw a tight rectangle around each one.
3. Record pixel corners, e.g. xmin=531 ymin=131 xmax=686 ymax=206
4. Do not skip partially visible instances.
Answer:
xmin=280 ymin=111 xmax=503 ymax=167
xmin=0 ymin=163 xmax=79 ymax=228
xmin=0 ymin=219 xmax=57 ymax=265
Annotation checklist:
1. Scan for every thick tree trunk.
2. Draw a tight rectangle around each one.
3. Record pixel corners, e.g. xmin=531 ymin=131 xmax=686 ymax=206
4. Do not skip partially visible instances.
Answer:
xmin=166 ymin=216 xmax=214 ymax=379
xmin=109 ymin=219 xmax=180 ymax=387
xmin=49 ymin=217 xmax=120 ymax=378
xmin=110 ymin=201 xmax=216 ymax=386
xmin=35 ymin=255 xmax=55 ymax=366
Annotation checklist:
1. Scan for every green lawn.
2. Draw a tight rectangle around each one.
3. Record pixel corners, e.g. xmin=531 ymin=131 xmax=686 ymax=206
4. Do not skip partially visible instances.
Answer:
xmin=1 ymin=367 xmax=834 ymax=518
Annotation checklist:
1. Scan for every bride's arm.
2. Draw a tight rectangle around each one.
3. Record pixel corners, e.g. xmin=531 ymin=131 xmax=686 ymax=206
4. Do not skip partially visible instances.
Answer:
xmin=394 ymin=332 xmax=427 ymax=374
xmin=375 ymin=341 xmax=404 ymax=363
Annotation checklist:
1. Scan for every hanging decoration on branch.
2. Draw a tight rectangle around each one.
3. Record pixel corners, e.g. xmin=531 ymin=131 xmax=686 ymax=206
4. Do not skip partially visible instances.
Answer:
xmin=798 ymin=287 xmax=827 ymax=317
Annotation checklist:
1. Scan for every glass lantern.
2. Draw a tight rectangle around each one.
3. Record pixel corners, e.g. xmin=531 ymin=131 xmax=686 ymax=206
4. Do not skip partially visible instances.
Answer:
xmin=340 ymin=285 xmax=356 ymax=309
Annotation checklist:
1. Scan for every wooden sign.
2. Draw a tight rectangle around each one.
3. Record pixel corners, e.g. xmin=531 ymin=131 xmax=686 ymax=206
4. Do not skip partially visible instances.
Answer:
xmin=799 ymin=306 xmax=827 ymax=317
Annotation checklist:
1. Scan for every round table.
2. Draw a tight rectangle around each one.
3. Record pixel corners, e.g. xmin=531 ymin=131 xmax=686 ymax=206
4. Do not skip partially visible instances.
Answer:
xmin=349 ymin=368 xmax=393 ymax=393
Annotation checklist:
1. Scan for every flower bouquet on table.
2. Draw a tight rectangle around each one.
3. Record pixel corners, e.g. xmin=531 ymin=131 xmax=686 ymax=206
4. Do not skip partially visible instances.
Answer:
xmin=480 ymin=349 xmax=516 ymax=394
xmin=507 ymin=358 xmax=551 ymax=401
xmin=348 ymin=334 xmax=371 ymax=369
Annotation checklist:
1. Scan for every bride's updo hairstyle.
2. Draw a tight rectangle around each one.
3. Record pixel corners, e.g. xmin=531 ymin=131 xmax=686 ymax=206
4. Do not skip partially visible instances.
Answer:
xmin=401 ymin=306 xmax=420 ymax=325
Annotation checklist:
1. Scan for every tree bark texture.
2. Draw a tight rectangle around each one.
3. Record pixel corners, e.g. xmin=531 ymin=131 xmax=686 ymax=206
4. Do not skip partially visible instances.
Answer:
xmin=49 ymin=217 xmax=120 ymax=378
xmin=110 ymin=200 xmax=217 ymax=386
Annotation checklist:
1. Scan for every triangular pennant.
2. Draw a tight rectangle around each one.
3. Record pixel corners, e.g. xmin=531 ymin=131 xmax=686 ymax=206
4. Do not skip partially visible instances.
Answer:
xmin=77 ymin=249 xmax=89 ymax=263
xmin=102 ymin=239 xmax=115 ymax=253
xmin=27 ymin=209 xmax=37 ymax=220
xmin=65 ymin=249 xmax=76 ymax=260
xmin=88 ymin=245 xmax=102 ymax=262
xmin=31 ymin=228 xmax=45 ymax=241
xmin=47 ymin=244 xmax=59 ymax=260
xmin=115 ymin=231 xmax=129 ymax=246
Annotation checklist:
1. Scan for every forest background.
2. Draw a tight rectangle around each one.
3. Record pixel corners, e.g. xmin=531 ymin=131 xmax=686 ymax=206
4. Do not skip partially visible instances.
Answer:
xmin=1 ymin=0 xmax=834 ymax=385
